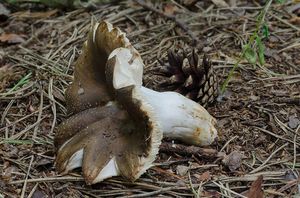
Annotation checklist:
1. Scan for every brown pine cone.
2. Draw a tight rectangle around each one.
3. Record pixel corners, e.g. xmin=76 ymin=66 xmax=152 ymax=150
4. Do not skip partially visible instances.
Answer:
xmin=156 ymin=49 xmax=218 ymax=107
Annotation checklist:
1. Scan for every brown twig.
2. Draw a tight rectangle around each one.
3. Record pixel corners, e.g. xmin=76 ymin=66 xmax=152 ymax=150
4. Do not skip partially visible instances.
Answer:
xmin=134 ymin=0 xmax=198 ymax=46
xmin=159 ymin=142 xmax=224 ymax=158
xmin=275 ymin=97 xmax=300 ymax=105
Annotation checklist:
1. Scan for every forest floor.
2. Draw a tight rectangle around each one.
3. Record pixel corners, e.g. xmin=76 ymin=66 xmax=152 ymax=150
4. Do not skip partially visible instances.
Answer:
xmin=0 ymin=0 xmax=300 ymax=197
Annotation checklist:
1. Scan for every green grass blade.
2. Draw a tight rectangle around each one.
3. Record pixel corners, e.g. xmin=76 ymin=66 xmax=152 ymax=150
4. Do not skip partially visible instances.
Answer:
xmin=243 ymin=45 xmax=257 ymax=64
xmin=262 ymin=24 xmax=270 ymax=38
xmin=1 ymin=139 xmax=33 ymax=145
xmin=256 ymin=36 xmax=266 ymax=65
xmin=7 ymin=72 xmax=32 ymax=93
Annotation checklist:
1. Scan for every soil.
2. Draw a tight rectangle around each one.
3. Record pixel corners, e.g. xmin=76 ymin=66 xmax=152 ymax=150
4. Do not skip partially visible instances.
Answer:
xmin=0 ymin=0 xmax=299 ymax=197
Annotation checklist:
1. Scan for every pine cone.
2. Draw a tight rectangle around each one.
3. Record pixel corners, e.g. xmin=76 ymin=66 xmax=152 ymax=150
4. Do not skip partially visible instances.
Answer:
xmin=156 ymin=49 xmax=218 ymax=107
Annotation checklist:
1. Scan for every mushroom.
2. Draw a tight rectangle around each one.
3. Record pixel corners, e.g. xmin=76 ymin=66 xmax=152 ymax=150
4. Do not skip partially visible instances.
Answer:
xmin=55 ymin=21 xmax=162 ymax=184
xmin=55 ymin=21 xmax=218 ymax=184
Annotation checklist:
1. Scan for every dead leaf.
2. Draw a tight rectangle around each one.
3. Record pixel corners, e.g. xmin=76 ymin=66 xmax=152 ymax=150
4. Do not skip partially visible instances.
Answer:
xmin=195 ymin=171 xmax=211 ymax=181
xmin=289 ymin=16 xmax=300 ymax=25
xmin=222 ymin=150 xmax=244 ymax=171
xmin=12 ymin=9 xmax=58 ymax=19
xmin=211 ymin=0 xmax=229 ymax=8
xmin=0 ymin=33 xmax=25 ymax=44
xmin=0 ymin=49 xmax=4 ymax=65
xmin=151 ymin=167 xmax=182 ymax=179
xmin=284 ymin=170 xmax=297 ymax=181
xmin=1 ymin=143 xmax=19 ymax=158
xmin=229 ymin=0 xmax=237 ymax=7
xmin=1 ymin=162 xmax=15 ymax=182
xmin=217 ymin=89 xmax=232 ymax=102
xmin=176 ymin=165 xmax=189 ymax=176
xmin=52 ymin=87 xmax=65 ymax=102
xmin=35 ymin=158 xmax=52 ymax=168
xmin=183 ymin=0 xmax=198 ymax=7
xmin=176 ymin=180 xmax=186 ymax=187
xmin=246 ymin=175 xmax=264 ymax=198
xmin=249 ymin=94 xmax=260 ymax=101
xmin=287 ymin=2 xmax=300 ymax=13
xmin=288 ymin=115 xmax=300 ymax=129
xmin=201 ymin=190 xmax=221 ymax=198
xmin=164 ymin=3 xmax=178 ymax=15
xmin=28 ymin=105 xmax=36 ymax=113
xmin=32 ymin=189 xmax=47 ymax=198
xmin=0 ymin=64 xmax=16 ymax=92
xmin=0 ymin=3 xmax=10 ymax=21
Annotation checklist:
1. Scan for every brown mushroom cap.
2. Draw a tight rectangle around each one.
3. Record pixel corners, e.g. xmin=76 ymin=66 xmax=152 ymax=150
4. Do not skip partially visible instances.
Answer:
xmin=65 ymin=21 xmax=141 ymax=114
xmin=65 ymin=29 xmax=111 ymax=114
xmin=56 ymin=86 xmax=162 ymax=184
xmin=54 ymin=103 xmax=120 ymax=148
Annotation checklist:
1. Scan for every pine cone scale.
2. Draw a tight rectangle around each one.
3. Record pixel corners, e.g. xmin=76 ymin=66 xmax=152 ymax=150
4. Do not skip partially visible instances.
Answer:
xmin=157 ymin=49 xmax=218 ymax=107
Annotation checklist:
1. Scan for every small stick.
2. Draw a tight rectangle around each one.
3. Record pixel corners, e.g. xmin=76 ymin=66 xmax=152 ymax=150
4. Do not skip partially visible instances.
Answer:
xmin=134 ymin=0 xmax=198 ymax=46
xmin=21 ymin=156 xmax=34 ymax=198
xmin=250 ymin=143 xmax=289 ymax=174
xmin=9 ymin=176 xmax=84 ymax=185
xmin=275 ymin=97 xmax=300 ymax=105
xmin=159 ymin=142 xmax=223 ymax=158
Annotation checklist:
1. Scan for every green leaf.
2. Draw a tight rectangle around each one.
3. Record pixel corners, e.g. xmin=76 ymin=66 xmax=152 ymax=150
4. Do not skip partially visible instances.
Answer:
xmin=256 ymin=36 xmax=265 ymax=65
xmin=262 ymin=24 xmax=269 ymax=38
xmin=243 ymin=45 xmax=257 ymax=64
xmin=275 ymin=0 xmax=285 ymax=3
xmin=1 ymin=139 xmax=33 ymax=145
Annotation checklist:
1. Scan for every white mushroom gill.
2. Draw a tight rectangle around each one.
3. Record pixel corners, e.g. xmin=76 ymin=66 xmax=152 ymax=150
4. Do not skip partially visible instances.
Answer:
xmin=93 ymin=157 xmax=119 ymax=183
xmin=58 ymin=128 xmax=121 ymax=183
xmin=127 ymin=86 xmax=163 ymax=179
xmin=64 ymin=148 xmax=83 ymax=172
xmin=108 ymin=47 xmax=143 ymax=89
xmin=63 ymin=147 xmax=120 ymax=183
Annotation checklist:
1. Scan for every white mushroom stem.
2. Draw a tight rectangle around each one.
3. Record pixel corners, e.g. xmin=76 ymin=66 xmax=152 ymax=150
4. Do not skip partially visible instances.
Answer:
xmin=140 ymin=87 xmax=217 ymax=146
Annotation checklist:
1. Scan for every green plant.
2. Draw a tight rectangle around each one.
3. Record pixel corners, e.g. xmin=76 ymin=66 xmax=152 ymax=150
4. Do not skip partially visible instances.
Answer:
xmin=221 ymin=0 xmax=285 ymax=93
xmin=1 ymin=139 xmax=33 ymax=145
xmin=7 ymin=72 xmax=32 ymax=93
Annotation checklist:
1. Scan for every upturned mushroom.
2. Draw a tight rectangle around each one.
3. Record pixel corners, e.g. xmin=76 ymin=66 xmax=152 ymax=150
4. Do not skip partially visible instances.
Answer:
xmin=55 ymin=21 xmax=162 ymax=184
xmin=55 ymin=21 xmax=218 ymax=184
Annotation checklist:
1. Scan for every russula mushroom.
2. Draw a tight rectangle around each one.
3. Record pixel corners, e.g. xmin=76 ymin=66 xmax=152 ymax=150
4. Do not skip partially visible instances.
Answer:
xmin=55 ymin=20 xmax=218 ymax=184
xmin=55 ymin=21 xmax=162 ymax=184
